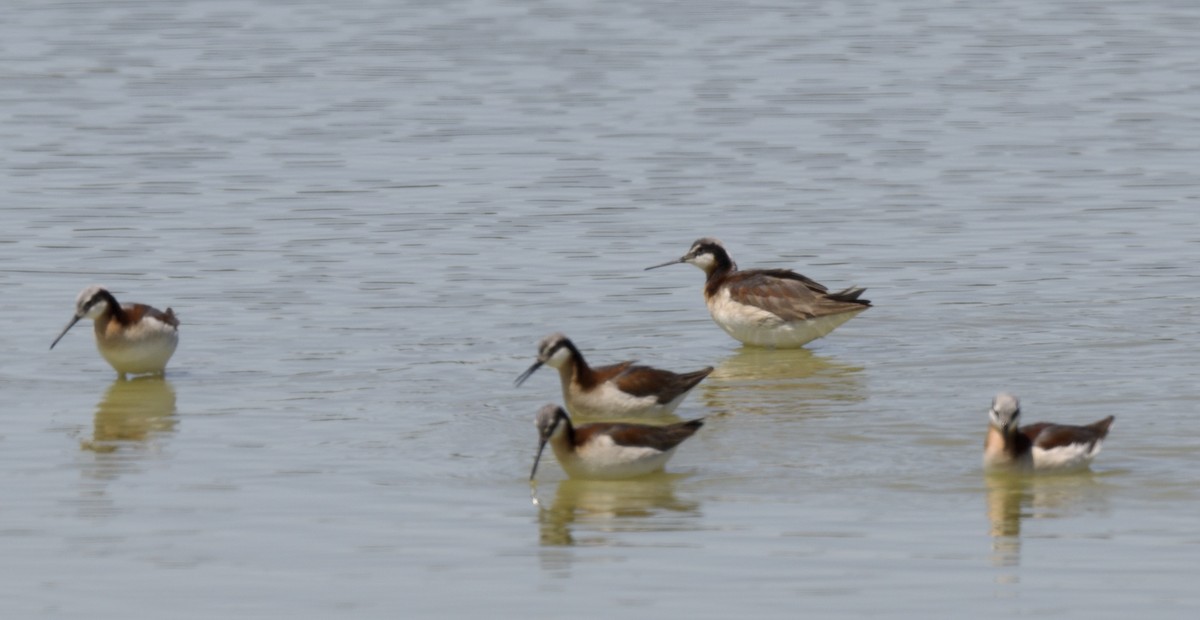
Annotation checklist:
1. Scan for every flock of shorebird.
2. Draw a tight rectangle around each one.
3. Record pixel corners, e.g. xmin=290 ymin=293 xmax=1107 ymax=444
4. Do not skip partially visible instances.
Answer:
xmin=48 ymin=237 xmax=1115 ymax=481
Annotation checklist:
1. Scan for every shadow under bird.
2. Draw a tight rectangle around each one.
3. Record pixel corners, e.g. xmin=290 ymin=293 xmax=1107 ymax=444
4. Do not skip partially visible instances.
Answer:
xmin=515 ymin=332 xmax=713 ymax=419
xmin=50 ymin=285 xmax=179 ymax=379
xmin=983 ymin=393 xmax=1115 ymax=472
xmin=646 ymin=237 xmax=870 ymax=348
xmin=530 ymin=404 xmax=704 ymax=481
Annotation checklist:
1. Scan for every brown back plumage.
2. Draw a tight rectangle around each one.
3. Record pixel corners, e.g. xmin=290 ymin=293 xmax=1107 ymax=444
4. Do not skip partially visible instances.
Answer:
xmin=574 ymin=419 xmax=705 ymax=452
xmin=113 ymin=303 xmax=179 ymax=328
xmin=611 ymin=365 xmax=714 ymax=403
xmin=1022 ymin=416 xmax=1114 ymax=451
xmin=121 ymin=304 xmax=177 ymax=328
xmin=576 ymin=360 xmax=635 ymax=391
xmin=721 ymin=269 xmax=871 ymax=321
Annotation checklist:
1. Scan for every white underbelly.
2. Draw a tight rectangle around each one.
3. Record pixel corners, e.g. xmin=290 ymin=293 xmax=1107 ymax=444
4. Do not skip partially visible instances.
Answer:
xmin=98 ymin=327 xmax=178 ymax=375
xmin=555 ymin=437 xmax=676 ymax=480
xmin=564 ymin=381 xmax=682 ymax=420
xmin=707 ymin=292 xmax=863 ymax=348
xmin=1032 ymin=443 xmax=1102 ymax=470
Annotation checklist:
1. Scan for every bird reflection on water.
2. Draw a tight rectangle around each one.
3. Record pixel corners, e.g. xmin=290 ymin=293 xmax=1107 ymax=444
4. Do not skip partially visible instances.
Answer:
xmin=534 ymin=475 xmax=700 ymax=550
xmin=985 ymin=470 xmax=1112 ymax=574
xmin=81 ymin=376 xmax=178 ymax=458
xmin=73 ymin=376 xmax=179 ymax=517
xmin=701 ymin=347 xmax=865 ymax=418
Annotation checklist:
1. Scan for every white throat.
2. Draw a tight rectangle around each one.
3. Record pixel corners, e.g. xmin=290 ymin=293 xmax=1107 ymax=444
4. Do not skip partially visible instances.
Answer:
xmin=544 ymin=346 xmax=573 ymax=370
xmin=687 ymin=253 xmax=716 ymax=272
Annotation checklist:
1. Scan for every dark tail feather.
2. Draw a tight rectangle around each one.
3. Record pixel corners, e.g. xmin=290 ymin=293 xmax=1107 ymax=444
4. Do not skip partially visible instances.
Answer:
xmin=829 ymin=286 xmax=871 ymax=306
xmin=1089 ymin=415 xmax=1115 ymax=438
xmin=680 ymin=367 xmax=715 ymax=390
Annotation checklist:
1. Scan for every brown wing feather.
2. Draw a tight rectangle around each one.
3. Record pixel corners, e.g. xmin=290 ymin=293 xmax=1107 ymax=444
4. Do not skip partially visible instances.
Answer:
xmin=754 ymin=269 xmax=830 ymax=293
xmin=727 ymin=270 xmax=870 ymax=321
xmin=1022 ymin=416 xmax=1114 ymax=451
xmin=612 ymin=366 xmax=714 ymax=403
xmin=578 ymin=361 xmax=635 ymax=390
xmin=576 ymin=419 xmax=705 ymax=452
xmin=120 ymin=303 xmax=179 ymax=328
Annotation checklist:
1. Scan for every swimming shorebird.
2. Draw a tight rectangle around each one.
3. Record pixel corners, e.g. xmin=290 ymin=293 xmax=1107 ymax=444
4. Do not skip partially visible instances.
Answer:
xmin=514 ymin=333 xmax=713 ymax=419
xmin=50 ymin=285 xmax=179 ymax=378
xmin=983 ymin=393 xmax=1115 ymax=471
xmin=645 ymin=237 xmax=870 ymax=348
xmin=530 ymin=404 xmax=704 ymax=480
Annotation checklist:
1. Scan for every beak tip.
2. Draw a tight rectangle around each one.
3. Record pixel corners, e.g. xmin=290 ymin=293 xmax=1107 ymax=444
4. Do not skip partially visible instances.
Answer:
xmin=530 ymin=438 xmax=549 ymax=481
xmin=515 ymin=361 xmax=543 ymax=387
xmin=51 ymin=315 xmax=83 ymax=350
xmin=645 ymin=258 xmax=683 ymax=271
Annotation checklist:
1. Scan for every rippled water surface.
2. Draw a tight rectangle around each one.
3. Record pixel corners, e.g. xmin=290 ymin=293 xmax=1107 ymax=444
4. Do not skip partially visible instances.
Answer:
xmin=2 ymin=1 xmax=1199 ymax=617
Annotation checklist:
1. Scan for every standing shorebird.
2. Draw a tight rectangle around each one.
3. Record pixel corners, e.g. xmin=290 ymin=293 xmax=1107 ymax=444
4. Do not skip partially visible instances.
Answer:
xmin=646 ymin=237 xmax=870 ymax=348
xmin=983 ymin=393 xmax=1115 ymax=471
xmin=50 ymin=285 xmax=179 ymax=378
xmin=515 ymin=333 xmax=713 ymax=419
xmin=529 ymin=404 xmax=704 ymax=480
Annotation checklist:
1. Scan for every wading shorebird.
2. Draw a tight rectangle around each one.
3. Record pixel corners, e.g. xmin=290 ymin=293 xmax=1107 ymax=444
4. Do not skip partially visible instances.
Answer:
xmin=529 ymin=404 xmax=704 ymax=481
xmin=645 ymin=238 xmax=870 ymax=348
xmin=50 ymin=285 xmax=179 ymax=378
xmin=514 ymin=333 xmax=713 ymax=419
xmin=983 ymin=393 xmax=1115 ymax=472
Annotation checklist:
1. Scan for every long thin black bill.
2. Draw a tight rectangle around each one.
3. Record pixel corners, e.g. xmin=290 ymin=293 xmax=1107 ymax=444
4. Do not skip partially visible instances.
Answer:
xmin=514 ymin=360 xmax=543 ymax=387
xmin=530 ymin=438 xmax=550 ymax=481
xmin=644 ymin=257 xmax=684 ymax=270
xmin=49 ymin=315 xmax=83 ymax=350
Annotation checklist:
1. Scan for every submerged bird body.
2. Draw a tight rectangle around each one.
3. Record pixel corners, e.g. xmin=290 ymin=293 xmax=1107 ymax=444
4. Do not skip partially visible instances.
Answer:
xmin=983 ymin=393 xmax=1114 ymax=471
xmin=51 ymin=285 xmax=179 ymax=377
xmin=516 ymin=333 xmax=712 ymax=419
xmin=646 ymin=238 xmax=869 ymax=348
xmin=530 ymin=404 xmax=704 ymax=480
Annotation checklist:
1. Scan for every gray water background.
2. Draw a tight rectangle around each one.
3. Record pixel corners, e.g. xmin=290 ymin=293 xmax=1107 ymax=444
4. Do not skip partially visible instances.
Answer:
xmin=2 ymin=0 xmax=1198 ymax=617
